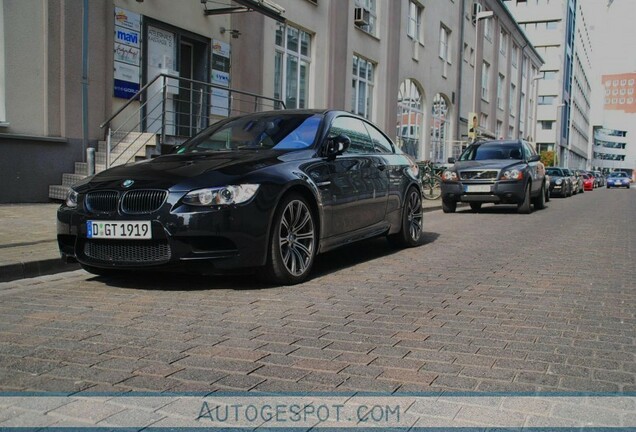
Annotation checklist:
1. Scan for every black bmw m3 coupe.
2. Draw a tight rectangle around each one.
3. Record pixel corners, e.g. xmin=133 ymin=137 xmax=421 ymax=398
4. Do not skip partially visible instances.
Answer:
xmin=57 ymin=110 xmax=423 ymax=284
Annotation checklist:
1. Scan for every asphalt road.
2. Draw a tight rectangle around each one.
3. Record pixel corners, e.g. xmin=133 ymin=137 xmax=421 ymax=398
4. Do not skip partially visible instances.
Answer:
xmin=0 ymin=187 xmax=634 ymax=395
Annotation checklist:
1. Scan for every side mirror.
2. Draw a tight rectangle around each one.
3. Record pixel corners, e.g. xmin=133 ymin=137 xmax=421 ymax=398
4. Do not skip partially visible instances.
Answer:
xmin=325 ymin=134 xmax=351 ymax=160
xmin=528 ymin=155 xmax=540 ymax=163
xmin=447 ymin=157 xmax=456 ymax=164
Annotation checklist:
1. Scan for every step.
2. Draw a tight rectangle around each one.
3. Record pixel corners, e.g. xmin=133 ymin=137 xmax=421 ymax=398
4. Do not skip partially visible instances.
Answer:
xmin=75 ymin=162 xmax=106 ymax=176
xmin=62 ymin=173 xmax=86 ymax=187
xmin=49 ymin=184 xmax=70 ymax=201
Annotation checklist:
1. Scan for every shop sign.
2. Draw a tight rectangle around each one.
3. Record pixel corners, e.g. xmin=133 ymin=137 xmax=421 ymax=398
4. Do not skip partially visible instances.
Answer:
xmin=114 ymin=79 xmax=140 ymax=100
xmin=115 ymin=26 xmax=140 ymax=49
xmin=114 ymin=62 xmax=140 ymax=84
xmin=114 ymin=42 xmax=140 ymax=65
xmin=115 ymin=7 xmax=141 ymax=32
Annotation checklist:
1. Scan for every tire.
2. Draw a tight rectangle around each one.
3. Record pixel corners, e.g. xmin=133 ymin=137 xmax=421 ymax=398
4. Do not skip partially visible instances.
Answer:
xmin=469 ymin=202 xmax=482 ymax=212
xmin=388 ymin=186 xmax=423 ymax=248
xmin=263 ymin=193 xmax=317 ymax=285
xmin=422 ymin=176 xmax=442 ymax=200
xmin=517 ymin=183 xmax=532 ymax=214
xmin=442 ymin=199 xmax=457 ymax=213
xmin=533 ymin=182 xmax=546 ymax=210
xmin=545 ymin=185 xmax=551 ymax=203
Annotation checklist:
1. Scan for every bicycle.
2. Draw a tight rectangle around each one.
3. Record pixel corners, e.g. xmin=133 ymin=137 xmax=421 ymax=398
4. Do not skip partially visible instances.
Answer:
xmin=419 ymin=161 xmax=442 ymax=200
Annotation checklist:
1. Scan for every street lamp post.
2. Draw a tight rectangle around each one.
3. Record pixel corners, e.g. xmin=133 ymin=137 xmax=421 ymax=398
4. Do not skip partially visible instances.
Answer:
xmin=554 ymin=103 xmax=566 ymax=167
xmin=471 ymin=10 xmax=494 ymax=135
xmin=531 ymin=72 xmax=544 ymax=151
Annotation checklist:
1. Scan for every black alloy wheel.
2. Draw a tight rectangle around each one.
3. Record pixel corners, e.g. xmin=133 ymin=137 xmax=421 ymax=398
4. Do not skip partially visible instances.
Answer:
xmin=389 ymin=186 xmax=423 ymax=247
xmin=264 ymin=193 xmax=316 ymax=285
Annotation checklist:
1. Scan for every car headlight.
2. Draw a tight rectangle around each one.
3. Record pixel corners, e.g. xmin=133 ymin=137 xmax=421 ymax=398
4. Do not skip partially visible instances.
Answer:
xmin=555 ymin=178 xmax=563 ymax=185
xmin=442 ymin=170 xmax=458 ymax=181
xmin=65 ymin=188 xmax=79 ymax=208
xmin=501 ymin=169 xmax=523 ymax=180
xmin=183 ymin=185 xmax=260 ymax=206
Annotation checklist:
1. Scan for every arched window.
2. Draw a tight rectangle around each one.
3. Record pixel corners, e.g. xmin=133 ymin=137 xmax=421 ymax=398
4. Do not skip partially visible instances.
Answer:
xmin=396 ymin=79 xmax=423 ymax=159
xmin=431 ymin=93 xmax=449 ymax=163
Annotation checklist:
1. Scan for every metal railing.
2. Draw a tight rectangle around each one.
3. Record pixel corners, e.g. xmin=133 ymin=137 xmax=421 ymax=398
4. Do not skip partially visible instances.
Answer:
xmin=99 ymin=73 xmax=285 ymax=169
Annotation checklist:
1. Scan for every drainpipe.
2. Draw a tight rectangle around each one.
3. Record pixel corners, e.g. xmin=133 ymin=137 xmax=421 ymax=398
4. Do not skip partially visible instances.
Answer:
xmin=454 ymin=0 xmax=467 ymax=144
xmin=82 ymin=0 xmax=89 ymax=162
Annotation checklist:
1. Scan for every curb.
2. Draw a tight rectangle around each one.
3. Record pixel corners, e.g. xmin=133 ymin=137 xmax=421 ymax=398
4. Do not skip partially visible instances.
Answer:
xmin=0 ymin=259 xmax=80 ymax=283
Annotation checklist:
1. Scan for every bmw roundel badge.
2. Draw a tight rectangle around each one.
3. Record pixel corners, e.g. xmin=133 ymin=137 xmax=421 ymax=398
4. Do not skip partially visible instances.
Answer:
xmin=122 ymin=179 xmax=134 ymax=188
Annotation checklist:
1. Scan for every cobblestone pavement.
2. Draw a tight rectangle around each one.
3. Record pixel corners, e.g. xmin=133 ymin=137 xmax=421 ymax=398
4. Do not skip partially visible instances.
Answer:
xmin=0 ymin=188 xmax=634 ymax=396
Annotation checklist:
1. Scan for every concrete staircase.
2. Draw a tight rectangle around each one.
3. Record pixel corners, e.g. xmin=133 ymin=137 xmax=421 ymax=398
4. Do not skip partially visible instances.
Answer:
xmin=48 ymin=132 xmax=158 ymax=200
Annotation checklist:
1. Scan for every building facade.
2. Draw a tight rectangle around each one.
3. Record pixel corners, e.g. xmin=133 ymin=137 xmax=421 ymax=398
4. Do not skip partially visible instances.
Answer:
xmin=0 ymin=0 xmax=541 ymax=203
xmin=592 ymin=72 xmax=636 ymax=178
xmin=504 ymin=0 xmax=593 ymax=169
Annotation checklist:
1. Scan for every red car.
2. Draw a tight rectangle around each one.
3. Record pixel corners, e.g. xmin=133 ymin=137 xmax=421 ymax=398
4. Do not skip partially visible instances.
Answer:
xmin=582 ymin=173 xmax=594 ymax=191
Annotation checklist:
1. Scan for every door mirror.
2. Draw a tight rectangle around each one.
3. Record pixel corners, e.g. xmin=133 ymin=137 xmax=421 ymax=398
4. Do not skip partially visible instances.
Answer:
xmin=325 ymin=134 xmax=351 ymax=160
xmin=447 ymin=157 xmax=456 ymax=164
xmin=528 ymin=155 xmax=540 ymax=163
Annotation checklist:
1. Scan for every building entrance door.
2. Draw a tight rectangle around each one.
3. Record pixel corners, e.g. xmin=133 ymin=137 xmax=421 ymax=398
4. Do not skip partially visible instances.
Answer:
xmin=177 ymin=37 xmax=209 ymax=138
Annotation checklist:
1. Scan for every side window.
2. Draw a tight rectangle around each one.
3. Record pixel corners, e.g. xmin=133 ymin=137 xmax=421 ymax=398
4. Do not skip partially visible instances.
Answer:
xmin=328 ymin=117 xmax=373 ymax=154
xmin=522 ymin=142 xmax=536 ymax=159
xmin=363 ymin=122 xmax=394 ymax=154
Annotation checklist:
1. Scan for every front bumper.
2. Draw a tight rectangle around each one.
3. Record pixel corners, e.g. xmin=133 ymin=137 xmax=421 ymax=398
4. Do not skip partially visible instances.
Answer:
xmin=441 ymin=181 xmax=526 ymax=204
xmin=57 ymin=194 xmax=276 ymax=274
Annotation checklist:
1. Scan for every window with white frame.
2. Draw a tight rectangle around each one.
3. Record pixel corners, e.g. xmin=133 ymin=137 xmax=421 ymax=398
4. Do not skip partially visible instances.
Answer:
xmin=408 ymin=1 xmax=423 ymax=42
xmin=354 ymin=0 xmax=377 ymax=36
xmin=351 ymin=54 xmax=374 ymax=119
xmin=484 ymin=15 xmax=492 ymax=41
xmin=480 ymin=113 xmax=488 ymax=128
xmin=509 ymin=83 xmax=516 ymax=117
xmin=439 ymin=25 xmax=451 ymax=77
xmin=439 ymin=25 xmax=450 ymax=61
xmin=520 ymin=92 xmax=525 ymax=135
xmin=497 ymin=74 xmax=505 ymax=109
xmin=512 ymin=44 xmax=518 ymax=68
xmin=481 ymin=61 xmax=490 ymax=100
xmin=496 ymin=120 xmax=503 ymax=139
xmin=274 ymin=23 xmax=311 ymax=109
xmin=499 ymin=30 xmax=507 ymax=57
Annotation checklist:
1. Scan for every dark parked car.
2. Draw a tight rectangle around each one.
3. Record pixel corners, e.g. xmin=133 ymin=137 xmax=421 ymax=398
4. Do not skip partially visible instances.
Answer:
xmin=564 ymin=168 xmax=582 ymax=195
xmin=606 ymin=171 xmax=631 ymax=189
xmin=593 ymin=171 xmax=605 ymax=187
xmin=57 ymin=110 xmax=424 ymax=285
xmin=545 ymin=167 xmax=572 ymax=198
xmin=440 ymin=139 xmax=547 ymax=214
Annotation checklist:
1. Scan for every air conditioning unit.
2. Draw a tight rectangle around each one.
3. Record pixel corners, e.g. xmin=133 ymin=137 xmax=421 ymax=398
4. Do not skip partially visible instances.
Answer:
xmin=471 ymin=2 xmax=482 ymax=23
xmin=354 ymin=7 xmax=370 ymax=26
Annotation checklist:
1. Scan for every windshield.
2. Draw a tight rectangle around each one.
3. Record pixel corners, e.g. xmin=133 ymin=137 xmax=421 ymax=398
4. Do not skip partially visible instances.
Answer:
xmin=546 ymin=168 xmax=563 ymax=176
xmin=459 ymin=142 xmax=524 ymax=161
xmin=176 ymin=113 xmax=323 ymax=154
xmin=609 ymin=172 xmax=627 ymax=177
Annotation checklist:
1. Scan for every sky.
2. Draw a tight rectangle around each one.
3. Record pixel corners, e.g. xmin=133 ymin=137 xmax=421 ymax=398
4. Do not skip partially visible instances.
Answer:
xmin=581 ymin=0 xmax=636 ymax=73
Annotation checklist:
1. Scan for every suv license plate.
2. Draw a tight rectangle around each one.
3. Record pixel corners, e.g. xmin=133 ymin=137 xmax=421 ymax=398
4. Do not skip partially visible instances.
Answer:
xmin=465 ymin=185 xmax=491 ymax=193
xmin=87 ymin=221 xmax=152 ymax=240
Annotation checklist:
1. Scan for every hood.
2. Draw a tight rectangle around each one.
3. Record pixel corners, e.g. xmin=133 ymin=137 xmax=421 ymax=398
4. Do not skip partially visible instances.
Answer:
xmin=75 ymin=150 xmax=312 ymax=193
xmin=453 ymin=160 xmax=525 ymax=171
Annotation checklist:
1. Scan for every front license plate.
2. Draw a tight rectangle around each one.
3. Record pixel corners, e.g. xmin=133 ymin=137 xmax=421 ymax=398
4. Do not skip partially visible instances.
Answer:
xmin=87 ymin=221 xmax=152 ymax=240
xmin=465 ymin=185 xmax=491 ymax=193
